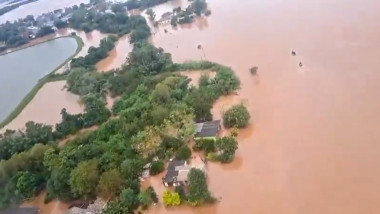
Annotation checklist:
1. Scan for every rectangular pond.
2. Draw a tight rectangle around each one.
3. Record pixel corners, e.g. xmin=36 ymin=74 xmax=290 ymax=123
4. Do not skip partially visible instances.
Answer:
xmin=0 ymin=37 xmax=78 ymax=123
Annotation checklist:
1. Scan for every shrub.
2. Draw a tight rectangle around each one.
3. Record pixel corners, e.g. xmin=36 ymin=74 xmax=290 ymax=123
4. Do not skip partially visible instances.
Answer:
xmin=187 ymin=168 xmax=213 ymax=206
xmin=223 ymin=104 xmax=250 ymax=128
xmin=193 ymin=139 xmax=215 ymax=153
xmin=149 ymin=161 xmax=165 ymax=175
xmin=230 ymin=126 xmax=239 ymax=137
xmin=138 ymin=189 xmax=153 ymax=209
xmin=170 ymin=16 xmax=177 ymax=26
xmin=162 ymin=190 xmax=181 ymax=206
xmin=215 ymin=136 xmax=238 ymax=163
xmin=206 ymin=152 xmax=217 ymax=161
xmin=121 ymin=159 xmax=144 ymax=179
xmin=175 ymin=146 xmax=192 ymax=160
xmin=174 ymin=186 xmax=187 ymax=201
xmin=147 ymin=186 xmax=158 ymax=203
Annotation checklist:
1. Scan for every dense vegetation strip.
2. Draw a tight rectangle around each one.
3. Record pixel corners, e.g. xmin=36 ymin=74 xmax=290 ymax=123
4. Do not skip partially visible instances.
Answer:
xmin=0 ymin=41 xmax=240 ymax=211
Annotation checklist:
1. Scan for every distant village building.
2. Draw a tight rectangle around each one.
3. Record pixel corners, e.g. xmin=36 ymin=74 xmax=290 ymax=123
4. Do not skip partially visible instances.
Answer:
xmin=44 ymin=20 xmax=55 ymax=27
xmin=158 ymin=12 xmax=173 ymax=24
xmin=26 ymin=26 xmax=40 ymax=38
xmin=2 ymin=206 xmax=39 ymax=214
xmin=194 ymin=120 xmax=221 ymax=140
xmin=163 ymin=156 xmax=206 ymax=187
xmin=60 ymin=14 xmax=72 ymax=22
xmin=105 ymin=9 xmax=114 ymax=14
xmin=27 ymin=26 xmax=40 ymax=34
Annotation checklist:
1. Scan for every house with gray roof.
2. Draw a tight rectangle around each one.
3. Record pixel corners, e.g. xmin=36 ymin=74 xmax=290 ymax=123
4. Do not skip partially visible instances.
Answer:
xmin=163 ymin=156 xmax=206 ymax=187
xmin=195 ymin=120 xmax=221 ymax=140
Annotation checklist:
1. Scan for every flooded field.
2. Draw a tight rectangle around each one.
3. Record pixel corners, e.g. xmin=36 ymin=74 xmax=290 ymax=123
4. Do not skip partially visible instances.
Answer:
xmin=96 ymin=34 xmax=133 ymax=72
xmin=1 ymin=81 xmax=83 ymax=132
xmin=2 ymin=0 xmax=380 ymax=213
xmin=146 ymin=0 xmax=380 ymax=213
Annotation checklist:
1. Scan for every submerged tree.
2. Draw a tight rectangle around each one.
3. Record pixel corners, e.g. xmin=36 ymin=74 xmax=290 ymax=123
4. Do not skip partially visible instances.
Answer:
xmin=97 ymin=169 xmax=124 ymax=199
xmin=187 ymin=168 xmax=213 ymax=206
xmin=222 ymin=104 xmax=250 ymax=128
xmin=69 ymin=160 xmax=99 ymax=199
xmin=215 ymin=136 xmax=238 ymax=163
xmin=162 ymin=190 xmax=181 ymax=206
xmin=192 ymin=0 xmax=208 ymax=16
xmin=146 ymin=8 xmax=156 ymax=21
xmin=132 ymin=126 xmax=162 ymax=159
xmin=250 ymin=66 xmax=258 ymax=75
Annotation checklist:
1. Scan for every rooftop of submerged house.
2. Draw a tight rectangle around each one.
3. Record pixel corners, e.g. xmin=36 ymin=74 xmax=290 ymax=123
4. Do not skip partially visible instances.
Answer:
xmin=163 ymin=156 xmax=206 ymax=187
xmin=195 ymin=120 xmax=221 ymax=138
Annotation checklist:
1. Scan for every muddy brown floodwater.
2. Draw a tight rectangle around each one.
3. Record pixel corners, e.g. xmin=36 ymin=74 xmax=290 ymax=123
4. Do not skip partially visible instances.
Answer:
xmin=0 ymin=81 xmax=83 ymax=132
xmin=146 ymin=0 xmax=380 ymax=213
xmin=96 ymin=34 xmax=134 ymax=72
xmin=3 ymin=0 xmax=380 ymax=213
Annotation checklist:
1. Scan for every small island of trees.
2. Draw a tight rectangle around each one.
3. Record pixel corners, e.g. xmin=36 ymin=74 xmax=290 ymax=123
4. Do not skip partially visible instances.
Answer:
xmin=223 ymin=104 xmax=250 ymax=128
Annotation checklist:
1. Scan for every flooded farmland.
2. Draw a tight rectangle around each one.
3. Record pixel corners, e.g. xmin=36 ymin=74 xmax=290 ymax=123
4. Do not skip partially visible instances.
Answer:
xmin=1 ymin=0 xmax=380 ymax=213
xmin=146 ymin=0 xmax=380 ymax=213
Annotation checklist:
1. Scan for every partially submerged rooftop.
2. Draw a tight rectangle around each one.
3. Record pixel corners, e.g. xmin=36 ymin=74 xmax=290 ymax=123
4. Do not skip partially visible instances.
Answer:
xmin=163 ymin=156 xmax=206 ymax=186
xmin=163 ymin=159 xmax=187 ymax=184
xmin=195 ymin=120 xmax=221 ymax=138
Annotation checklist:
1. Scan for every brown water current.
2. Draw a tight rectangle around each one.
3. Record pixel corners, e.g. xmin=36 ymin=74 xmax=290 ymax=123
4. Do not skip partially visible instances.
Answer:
xmin=145 ymin=0 xmax=380 ymax=213
xmin=96 ymin=34 xmax=133 ymax=72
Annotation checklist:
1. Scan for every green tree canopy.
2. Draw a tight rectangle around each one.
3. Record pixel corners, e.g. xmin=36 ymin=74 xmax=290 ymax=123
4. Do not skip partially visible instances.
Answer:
xmin=222 ymin=104 xmax=250 ymax=128
xmin=69 ymin=160 xmax=99 ymax=199
xmin=175 ymin=146 xmax=192 ymax=160
xmin=127 ymin=42 xmax=173 ymax=75
xmin=120 ymin=159 xmax=144 ymax=179
xmin=15 ymin=171 xmax=38 ymax=199
xmin=132 ymin=126 xmax=162 ymax=159
xmin=187 ymin=168 xmax=213 ymax=206
xmin=149 ymin=160 xmax=165 ymax=175
xmin=97 ymin=169 xmax=124 ymax=199
xmin=146 ymin=8 xmax=156 ymax=21
xmin=119 ymin=188 xmax=139 ymax=209
xmin=215 ymin=136 xmax=238 ymax=163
